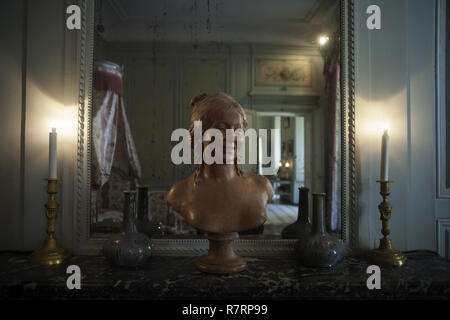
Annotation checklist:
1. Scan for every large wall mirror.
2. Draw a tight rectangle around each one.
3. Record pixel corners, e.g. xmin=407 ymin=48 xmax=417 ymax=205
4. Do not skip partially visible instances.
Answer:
xmin=75 ymin=0 xmax=356 ymax=255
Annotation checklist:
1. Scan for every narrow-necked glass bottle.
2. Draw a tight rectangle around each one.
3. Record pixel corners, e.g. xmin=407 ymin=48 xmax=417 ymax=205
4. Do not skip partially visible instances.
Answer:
xmin=295 ymin=193 xmax=344 ymax=267
xmin=103 ymin=190 xmax=154 ymax=267
xmin=281 ymin=187 xmax=311 ymax=239
xmin=136 ymin=185 xmax=163 ymax=237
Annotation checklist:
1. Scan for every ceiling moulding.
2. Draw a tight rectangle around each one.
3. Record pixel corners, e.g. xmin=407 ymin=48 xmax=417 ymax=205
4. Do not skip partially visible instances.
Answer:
xmin=308 ymin=0 xmax=340 ymax=25
xmin=108 ymin=0 xmax=128 ymax=21
xmin=303 ymin=0 xmax=325 ymax=23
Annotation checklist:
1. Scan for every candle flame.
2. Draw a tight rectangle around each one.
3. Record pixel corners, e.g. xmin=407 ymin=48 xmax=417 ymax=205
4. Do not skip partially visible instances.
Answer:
xmin=383 ymin=123 xmax=389 ymax=133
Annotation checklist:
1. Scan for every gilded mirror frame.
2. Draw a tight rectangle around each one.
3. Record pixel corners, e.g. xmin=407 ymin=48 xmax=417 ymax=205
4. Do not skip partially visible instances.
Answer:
xmin=73 ymin=0 xmax=356 ymax=256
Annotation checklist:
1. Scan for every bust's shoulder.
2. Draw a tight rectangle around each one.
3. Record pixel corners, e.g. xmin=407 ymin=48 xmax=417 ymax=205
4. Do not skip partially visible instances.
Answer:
xmin=167 ymin=175 xmax=193 ymax=210
xmin=244 ymin=171 xmax=270 ymax=185
xmin=244 ymin=172 xmax=274 ymax=200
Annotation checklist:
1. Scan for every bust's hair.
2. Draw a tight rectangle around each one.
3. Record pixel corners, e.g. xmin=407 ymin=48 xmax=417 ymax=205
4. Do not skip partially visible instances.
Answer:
xmin=188 ymin=92 xmax=248 ymax=186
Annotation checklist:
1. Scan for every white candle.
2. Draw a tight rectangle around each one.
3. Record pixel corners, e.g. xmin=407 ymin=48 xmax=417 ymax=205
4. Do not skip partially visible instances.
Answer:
xmin=380 ymin=128 xmax=389 ymax=181
xmin=49 ymin=127 xmax=57 ymax=178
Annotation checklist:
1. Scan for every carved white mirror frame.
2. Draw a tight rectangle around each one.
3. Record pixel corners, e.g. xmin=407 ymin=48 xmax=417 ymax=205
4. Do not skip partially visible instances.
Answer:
xmin=73 ymin=0 xmax=357 ymax=256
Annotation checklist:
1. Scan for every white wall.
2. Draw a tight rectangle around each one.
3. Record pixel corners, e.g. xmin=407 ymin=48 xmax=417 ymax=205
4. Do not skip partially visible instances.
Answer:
xmin=355 ymin=0 xmax=438 ymax=251
xmin=0 ymin=0 xmax=78 ymax=251
xmin=0 ymin=1 xmax=24 ymax=250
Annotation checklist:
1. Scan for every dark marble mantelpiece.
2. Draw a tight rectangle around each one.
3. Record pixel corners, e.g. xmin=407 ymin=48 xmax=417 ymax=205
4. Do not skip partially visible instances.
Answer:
xmin=0 ymin=251 xmax=449 ymax=300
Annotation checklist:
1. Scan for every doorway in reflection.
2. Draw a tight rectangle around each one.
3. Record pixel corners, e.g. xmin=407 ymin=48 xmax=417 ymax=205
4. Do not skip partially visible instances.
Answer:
xmin=254 ymin=115 xmax=306 ymax=235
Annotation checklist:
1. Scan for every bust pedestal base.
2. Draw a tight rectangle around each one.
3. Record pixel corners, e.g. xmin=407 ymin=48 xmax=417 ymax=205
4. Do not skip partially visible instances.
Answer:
xmin=196 ymin=232 xmax=246 ymax=274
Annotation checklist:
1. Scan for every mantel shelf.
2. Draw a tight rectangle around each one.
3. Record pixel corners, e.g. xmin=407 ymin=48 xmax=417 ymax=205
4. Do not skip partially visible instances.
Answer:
xmin=1 ymin=252 xmax=449 ymax=299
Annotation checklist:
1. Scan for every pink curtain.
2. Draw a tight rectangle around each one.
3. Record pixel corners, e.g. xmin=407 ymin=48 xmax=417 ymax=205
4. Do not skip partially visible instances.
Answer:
xmin=323 ymin=38 xmax=340 ymax=232
xmin=91 ymin=62 xmax=141 ymax=222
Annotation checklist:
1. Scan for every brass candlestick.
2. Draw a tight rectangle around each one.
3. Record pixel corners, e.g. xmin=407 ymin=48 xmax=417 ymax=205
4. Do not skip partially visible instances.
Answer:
xmin=367 ymin=181 xmax=406 ymax=267
xmin=28 ymin=178 xmax=71 ymax=265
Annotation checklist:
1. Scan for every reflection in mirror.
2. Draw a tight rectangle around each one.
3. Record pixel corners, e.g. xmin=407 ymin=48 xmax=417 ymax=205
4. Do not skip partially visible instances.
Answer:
xmin=90 ymin=0 xmax=341 ymax=240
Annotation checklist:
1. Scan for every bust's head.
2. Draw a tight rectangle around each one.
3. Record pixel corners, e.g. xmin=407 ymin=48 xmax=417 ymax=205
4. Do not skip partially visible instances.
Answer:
xmin=167 ymin=92 xmax=272 ymax=234
xmin=189 ymin=92 xmax=248 ymax=184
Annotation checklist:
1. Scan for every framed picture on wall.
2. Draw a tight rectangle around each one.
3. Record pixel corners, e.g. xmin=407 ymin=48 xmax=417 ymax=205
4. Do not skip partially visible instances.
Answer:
xmin=250 ymin=56 xmax=317 ymax=96
xmin=255 ymin=59 xmax=312 ymax=87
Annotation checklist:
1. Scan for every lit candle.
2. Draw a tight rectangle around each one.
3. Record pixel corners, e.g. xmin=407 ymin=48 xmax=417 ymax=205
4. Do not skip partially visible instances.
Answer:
xmin=380 ymin=125 xmax=389 ymax=181
xmin=49 ymin=126 xmax=57 ymax=178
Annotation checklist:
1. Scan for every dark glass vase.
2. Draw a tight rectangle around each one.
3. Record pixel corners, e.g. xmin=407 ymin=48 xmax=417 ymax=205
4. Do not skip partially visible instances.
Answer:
xmin=281 ymin=187 xmax=311 ymax=239
xmin=136 ymin=185 xmax=162 ymax=237
xmin=103 ymin=190 xmax=154 ymax=267
xmin=295 ymin=193 xmax=344 ymax=267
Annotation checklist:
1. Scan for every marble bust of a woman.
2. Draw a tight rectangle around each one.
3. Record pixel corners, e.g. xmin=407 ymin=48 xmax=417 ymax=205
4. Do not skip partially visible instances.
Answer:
xmin=167 ymin=92 xmax=273 ymax=274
